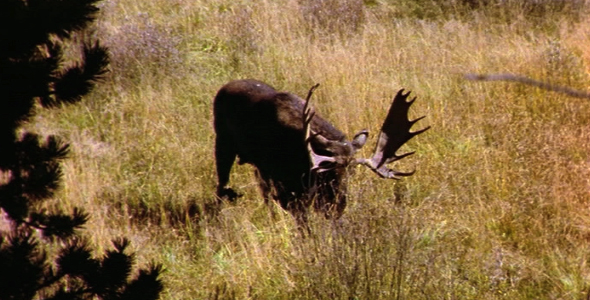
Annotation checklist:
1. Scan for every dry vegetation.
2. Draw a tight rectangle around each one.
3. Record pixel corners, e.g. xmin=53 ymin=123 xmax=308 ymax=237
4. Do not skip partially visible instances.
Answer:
xmin=32 ymin=0 xmax=590 ymax=298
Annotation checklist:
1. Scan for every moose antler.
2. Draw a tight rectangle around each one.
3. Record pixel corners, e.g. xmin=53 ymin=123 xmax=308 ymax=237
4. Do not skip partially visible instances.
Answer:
xmin=358 ymin=89 xmax=430 ymax=179
xmin=303 ymin=83 xmax=337 ymax=173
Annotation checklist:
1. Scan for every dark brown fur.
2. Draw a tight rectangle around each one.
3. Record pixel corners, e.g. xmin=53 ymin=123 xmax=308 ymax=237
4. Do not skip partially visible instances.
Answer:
xmin=213 ymin=79 xmax=360 ymax=220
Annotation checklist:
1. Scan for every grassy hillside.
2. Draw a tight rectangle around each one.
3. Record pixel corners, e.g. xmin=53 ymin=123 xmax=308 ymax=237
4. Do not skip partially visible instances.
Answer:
xmin=34 ymin=0 xmax=590 ymax=298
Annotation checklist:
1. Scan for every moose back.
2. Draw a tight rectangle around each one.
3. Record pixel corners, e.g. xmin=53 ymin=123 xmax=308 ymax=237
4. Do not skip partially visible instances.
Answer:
xmin=213 ymin=79 xmax=429 ymax=221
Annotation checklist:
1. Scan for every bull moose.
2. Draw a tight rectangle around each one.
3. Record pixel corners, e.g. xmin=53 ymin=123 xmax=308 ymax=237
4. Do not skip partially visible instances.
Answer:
xmin=213 ymin=79 xmax=429 ymax=223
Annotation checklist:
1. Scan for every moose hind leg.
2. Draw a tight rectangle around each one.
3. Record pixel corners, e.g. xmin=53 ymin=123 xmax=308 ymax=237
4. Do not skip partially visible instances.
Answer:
xmin=215 ymin=134 xmax=240 ymax=202
xmin=255 ymin=169 xmax=283 ymax=220
xmin=291 ymin=204 xmax=311 ymax=235
xmin=254 ymin=169 xmax=272 ymax=205
xmin=280 ymin=195 xmax=310 ymax=233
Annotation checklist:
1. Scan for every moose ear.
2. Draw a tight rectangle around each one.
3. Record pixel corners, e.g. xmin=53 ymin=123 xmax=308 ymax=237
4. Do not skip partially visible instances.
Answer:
xmin=351 ymin=130 xmax=369 ymax=150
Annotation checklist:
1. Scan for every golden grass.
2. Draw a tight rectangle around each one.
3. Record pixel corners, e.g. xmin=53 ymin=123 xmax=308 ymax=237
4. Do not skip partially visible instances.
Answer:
xmin=31 ymin=0 xmax=590 ymax=298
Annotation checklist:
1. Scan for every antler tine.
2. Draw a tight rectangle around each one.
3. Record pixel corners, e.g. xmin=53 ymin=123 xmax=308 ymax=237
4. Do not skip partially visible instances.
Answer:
xmin=410 ymin=115 xmax=427 ymax=125
xmin=359 ymin=89 xmax=429 ymax=179
xmin=305 ymin=83 xmax=320 ymax=102
xmin=373 ymin=165 xmax=416 ymax=180
xmin=303 ymin=83 xmax=336 ymax=173
xmin=383 ymin=150 xmax=415 ymax=165
xmin=303 ymin=83 xmax=320 ymax=137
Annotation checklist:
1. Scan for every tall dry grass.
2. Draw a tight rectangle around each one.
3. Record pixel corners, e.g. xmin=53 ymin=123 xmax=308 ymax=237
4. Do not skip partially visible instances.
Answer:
xmin=30 ymin=0 xmax=590 ymax=298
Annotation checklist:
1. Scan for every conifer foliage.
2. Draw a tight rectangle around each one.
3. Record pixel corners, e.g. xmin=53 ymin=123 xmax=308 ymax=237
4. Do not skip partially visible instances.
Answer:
xmin=0 ymin=1 xmax=164 ymax=299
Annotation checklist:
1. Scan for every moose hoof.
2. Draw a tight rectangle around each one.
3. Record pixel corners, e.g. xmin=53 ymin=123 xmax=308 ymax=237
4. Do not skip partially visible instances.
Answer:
xmin=217 ymin=188 xmax=241 ymax=203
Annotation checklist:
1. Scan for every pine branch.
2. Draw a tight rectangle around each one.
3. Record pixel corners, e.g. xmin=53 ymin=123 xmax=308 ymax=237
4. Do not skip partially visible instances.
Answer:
xmin=119 ymin=263 xmax=165 ymax=300
xmin=32 ymin=0 xmax=102 ymax=39
xmin=0 ymin=179 xmax=30 ymax=221
xmin=99 ymin=238 xmax=134 ymax=291
xmin=29 ymin=208 xmax=89 ymax=240
xmin=56 ymin=239 xmax=99 ymax=278
xmin=44 ymin=136 xmax=71 ymax=161
xmin=0 ymin=0 xmax=102 ymax=57
xmin=0 ymin=1 xmax=164 ymax=298
xmin=52 ymin=40 xmax=110 ymax=106
xmin=0 ymin=230 xmax=48 ymax=300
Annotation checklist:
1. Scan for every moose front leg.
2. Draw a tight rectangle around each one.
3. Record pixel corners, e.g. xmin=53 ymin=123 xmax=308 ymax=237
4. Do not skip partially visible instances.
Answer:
xmin=214 ymin=134 xmax=240 ymax=202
